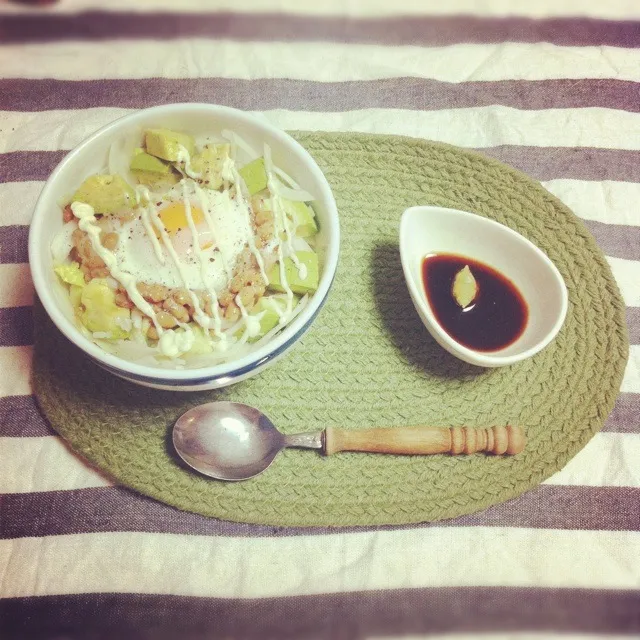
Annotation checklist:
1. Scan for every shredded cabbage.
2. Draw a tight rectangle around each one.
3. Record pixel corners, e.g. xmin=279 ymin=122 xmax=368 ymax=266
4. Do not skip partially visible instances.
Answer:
xmin=221 ymin=129 xmax=259 ymax=164
xmin=51 ymin=221 xmax=77 ymax=264
xmin=292 ymin=236 xmax=313 ymax=253
xmin=274 ymin=166 xmax=299 ymax=188
xmin=270 ymin=181 xmax=315 ymax=203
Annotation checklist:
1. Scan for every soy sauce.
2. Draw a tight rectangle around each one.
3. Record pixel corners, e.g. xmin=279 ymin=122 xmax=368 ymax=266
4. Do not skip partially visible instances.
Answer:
xmin=422 ymin=253 xmax=528 ymax=352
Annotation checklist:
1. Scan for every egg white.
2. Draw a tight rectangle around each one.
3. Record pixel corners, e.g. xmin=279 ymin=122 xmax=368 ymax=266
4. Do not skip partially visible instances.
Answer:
xmin=109 ymin=181 xmax=250 ymax=293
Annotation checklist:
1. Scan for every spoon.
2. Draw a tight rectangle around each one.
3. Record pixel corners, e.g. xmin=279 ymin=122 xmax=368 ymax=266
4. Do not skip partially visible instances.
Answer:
xmin=172 ymin=401 xmax=526 ymax=481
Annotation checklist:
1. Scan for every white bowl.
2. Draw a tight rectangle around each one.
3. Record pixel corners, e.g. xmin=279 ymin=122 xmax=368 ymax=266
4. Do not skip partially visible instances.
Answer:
xmin=29 ymin=104 xmax=340 ymax=391
xmin=399 ymin=206 xmax=567 ymax=367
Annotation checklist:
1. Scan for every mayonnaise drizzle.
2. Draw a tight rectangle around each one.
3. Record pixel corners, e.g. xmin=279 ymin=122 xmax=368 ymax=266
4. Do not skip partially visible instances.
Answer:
xmin=135 ymin=186 xmax=165 ymax=264
xmin=158 ymin=327 xmax=195 ymax=358
xmin=70 ymin=201 xmax=163 ymax=335
xmin=234 ymin=294 xmax=262 ymax=345
xmin=176 ymin=145 xmax=201 ymax=180
xmin=181 ymin=181 xmax=224 ymax=339
xmin=146 ymin=196 xmax=212 ymax=332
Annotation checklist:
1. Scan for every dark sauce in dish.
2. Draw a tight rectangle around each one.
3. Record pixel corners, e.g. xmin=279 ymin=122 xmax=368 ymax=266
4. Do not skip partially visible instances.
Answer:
xmin=422 ymin=253 xmax=528 ymax=352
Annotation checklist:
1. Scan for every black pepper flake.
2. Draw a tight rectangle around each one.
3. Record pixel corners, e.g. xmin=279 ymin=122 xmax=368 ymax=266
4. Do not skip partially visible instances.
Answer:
xmin=156 ymin=202 xmax=162 ymax=206
xmin=209 ymin=257 xmax=214 ymax=262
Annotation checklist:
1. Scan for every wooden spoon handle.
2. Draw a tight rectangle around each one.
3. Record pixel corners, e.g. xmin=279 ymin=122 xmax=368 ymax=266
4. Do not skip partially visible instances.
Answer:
xmin=323 ymin=425 xmax=525 ymax=456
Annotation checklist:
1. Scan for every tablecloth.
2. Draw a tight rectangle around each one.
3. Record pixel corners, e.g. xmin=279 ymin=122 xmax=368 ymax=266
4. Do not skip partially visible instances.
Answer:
xmin=0 ymin=1 xmax=639 ymax=638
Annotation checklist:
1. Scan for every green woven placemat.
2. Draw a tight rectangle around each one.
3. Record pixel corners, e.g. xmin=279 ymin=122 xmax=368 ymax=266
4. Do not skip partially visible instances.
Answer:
xmin=33 ymin=132 xmax=629 ymax=527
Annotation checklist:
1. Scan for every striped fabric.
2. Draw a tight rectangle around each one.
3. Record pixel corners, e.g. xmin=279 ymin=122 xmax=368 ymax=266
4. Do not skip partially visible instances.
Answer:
xmin=1 ymin=1 xmax=639 ymax=637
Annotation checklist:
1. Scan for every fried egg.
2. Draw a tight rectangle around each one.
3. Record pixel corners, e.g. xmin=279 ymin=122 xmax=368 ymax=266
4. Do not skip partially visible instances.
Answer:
xmin=109 ymin=180 xmax=250 ymax=292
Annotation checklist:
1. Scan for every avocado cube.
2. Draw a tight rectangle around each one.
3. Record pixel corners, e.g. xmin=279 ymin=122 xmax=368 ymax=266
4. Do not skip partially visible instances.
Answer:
xmin=238 ymin=157 xmax=268 ymax=196
xmin=145 ymin=128 xmax=195 ymax=162
xmin=72 ymin=174 xmax=136 ymax=215
xmin=251 ymin=297 xmax=282 ymax=340
xmin=239 ymin=296 xmax=299 ymax=342
xmin=80 ymin=278 xmax=131 ymax=339
xmin=130 ymin=152 xmax=179 ymax=189
xmin=54 ymin=262 xmax=85 ymax=287
xmin=267 ymin=251 xmax=319 ymax=295
xmin=191 ymin=143 xmax=230 ymax=190
xmin=131 ymin=169 xmax=180 ymax=191
xmin=130 ymin=152 xmax=173 ymax=174
xmin=282 ymin=199 xmax=318 ymax=237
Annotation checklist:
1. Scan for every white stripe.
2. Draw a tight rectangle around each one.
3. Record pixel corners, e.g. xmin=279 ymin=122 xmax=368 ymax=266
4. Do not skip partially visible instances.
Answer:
xmin=2 ymin=430 xmax=638 ymax=495
xmin=0 ymin=108 xmax=130 ymax=153
xmin=0 ymin=264 xmax=33 ymax=308
xmin=1 ymin=40 xmax=639 ymax=82
xmin=0 ymin=437 xmax=111 ymax=494
xmin=261 ymin=107 xmax=640 ymax=151
xmin=4 ymin=179 xmax=639 ymax=229
xmin=1 ymin=527 xmax=639 ymax=598
xmin=0 ymin=346 xmax=32 ymax=396
xmin=544 ymin=432 xmax=640 ymax=487
xmin=0 ymin=182 xmax=41 ymax=225
xmin=1 ymin=0 xmax=637 ymax=19
xmin=3 ymin=106 xmax=640 ymax=154
xmin=543 ymin=180 xmax=640 ymax=226
xmin=607 ymin=257 xmax=640 ymax=307
xmin=621 ymin=345 xmax=640 ymax=394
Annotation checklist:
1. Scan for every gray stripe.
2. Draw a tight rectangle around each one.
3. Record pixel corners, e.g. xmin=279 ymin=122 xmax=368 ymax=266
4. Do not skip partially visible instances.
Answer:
xmin=582 ymin=219 xmax=640 ymax=261
xmin=0 ymin=589 xmax=638 ymax=638
xmin=5 ymin=147 xmax=640 ymax=185
xmin=627 ymin=309 xmax=640 ymax=345
xmin=2 ymin=390 xmax=636 ymax=439
xmin=1 ymin=12 xmax=638 ymax=47
xmin=0 ymin=226 xmax=28 ymax=264
xmin=3 ymin=77 xmax=640 ymax=113
xmin=0 ymin=307 xmax=32 ymax=347
xmin=480 ymin=146 xmax=640 ymax=182
xmin=1 ymin=484 xmax=639 ymax=539
xmin=0 ymin=150 xmax=64 ymax=183
xmin=0 ymin=395 xmax=55 ymax=437
xmin=603 ymin=392 xmax=640 ymax=433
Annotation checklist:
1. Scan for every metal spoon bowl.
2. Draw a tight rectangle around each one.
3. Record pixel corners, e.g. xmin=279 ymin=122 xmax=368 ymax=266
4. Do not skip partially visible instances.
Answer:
xmin=173 ymin=402 xmax=321 ymax=481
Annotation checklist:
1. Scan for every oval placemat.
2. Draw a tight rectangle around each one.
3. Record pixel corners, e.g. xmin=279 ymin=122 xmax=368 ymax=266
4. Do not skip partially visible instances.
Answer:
xmin=32 ymin=132 xmax=629 ymax=527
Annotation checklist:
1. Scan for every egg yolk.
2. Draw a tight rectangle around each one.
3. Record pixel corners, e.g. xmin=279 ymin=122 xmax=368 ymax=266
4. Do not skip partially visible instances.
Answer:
xmin=159 ymin=202 xmax=205 ymax=234
xmin=157 ymin=202 xmax=214 ymax=250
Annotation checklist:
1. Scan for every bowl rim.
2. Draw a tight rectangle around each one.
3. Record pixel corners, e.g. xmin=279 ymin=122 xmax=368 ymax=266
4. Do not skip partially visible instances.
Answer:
xmin=29 ymin=103 xmax=340 ymax=382
xmin=399 ymin=205 xmax=568 ymax=367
